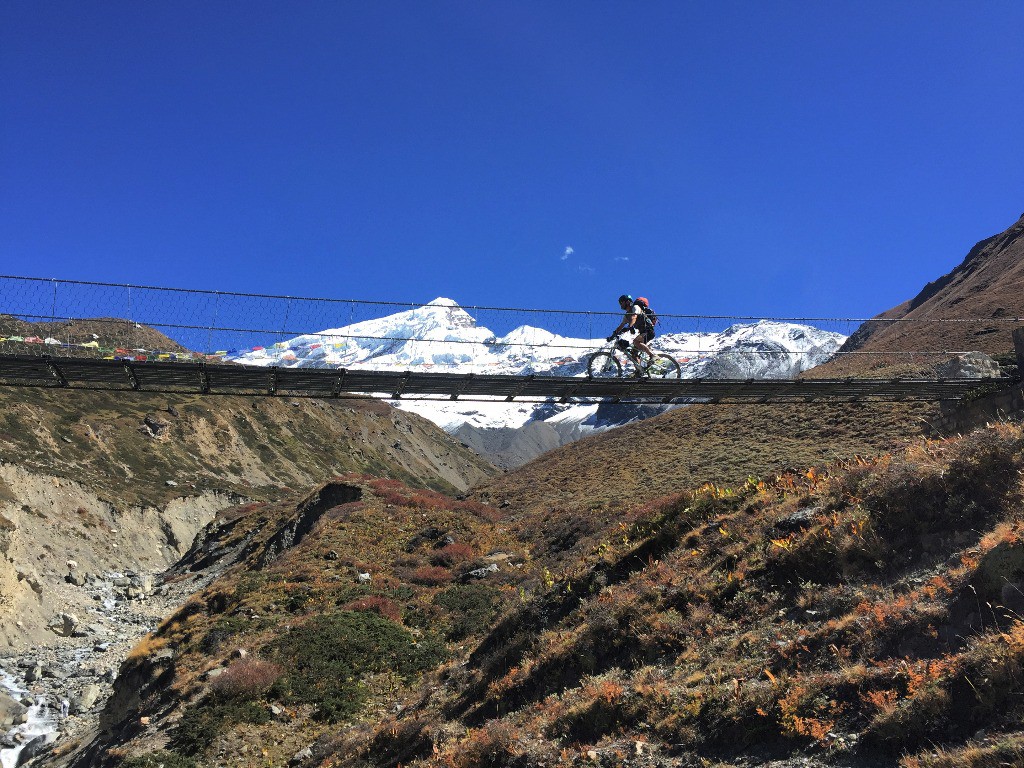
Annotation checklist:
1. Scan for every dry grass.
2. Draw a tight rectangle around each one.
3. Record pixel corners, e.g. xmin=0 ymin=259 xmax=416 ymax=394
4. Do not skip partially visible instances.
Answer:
xmin=298 ymin=422 xmax=1024 ymax=767
xmin=91 ymin=422 xmax=1024 ymax=767
xmin=0 ymin=386 xmax=495 ymax=508
xmin=901 ymin=733 xmax=1024 ymax=767
xmin=476 ymin=399 xmax=933 ymax=517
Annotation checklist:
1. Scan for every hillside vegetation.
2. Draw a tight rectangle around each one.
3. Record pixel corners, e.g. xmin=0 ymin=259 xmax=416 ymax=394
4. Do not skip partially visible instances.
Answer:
xmin=0 ymin=387 xmax=494 ymax=508
xmin=64 ymin=421 xmax=1024 ymax=768
xmin=476 ymin=400 xmax=933 ymax=515
xmin=63 ymin=476 xmax=536 ymax=766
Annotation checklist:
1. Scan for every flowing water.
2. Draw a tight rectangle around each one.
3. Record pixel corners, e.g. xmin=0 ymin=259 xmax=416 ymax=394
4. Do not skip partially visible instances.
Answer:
xmin=0 ymin=668 xmax=57 ymax=768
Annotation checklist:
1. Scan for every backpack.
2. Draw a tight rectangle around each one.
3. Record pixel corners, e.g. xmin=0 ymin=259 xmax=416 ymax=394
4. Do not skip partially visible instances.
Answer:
xmin=635 ymin=296 xmax=658 ymax=328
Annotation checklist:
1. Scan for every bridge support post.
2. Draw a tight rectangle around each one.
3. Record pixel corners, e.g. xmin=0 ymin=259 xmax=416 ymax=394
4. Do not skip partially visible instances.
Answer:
xmin=1015 ymin=327 xmax=1024 ymax=379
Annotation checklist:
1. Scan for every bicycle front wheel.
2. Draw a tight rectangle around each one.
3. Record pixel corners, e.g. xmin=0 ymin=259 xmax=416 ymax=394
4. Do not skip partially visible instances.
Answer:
xmin=646 ymin=353 xmax=681 ymax=379
xmin=587 ymin=351 xmax=622 ymax=378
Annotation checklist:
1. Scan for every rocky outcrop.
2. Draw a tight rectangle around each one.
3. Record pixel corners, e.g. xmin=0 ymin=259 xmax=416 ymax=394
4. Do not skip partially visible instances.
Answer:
xmin=819 ymin=213 xmax=1024 ymax=373
xmin=249 ymin=482 xmax=362 ymax=568
xmin=0 ymin=463 xmax=240 ymax=649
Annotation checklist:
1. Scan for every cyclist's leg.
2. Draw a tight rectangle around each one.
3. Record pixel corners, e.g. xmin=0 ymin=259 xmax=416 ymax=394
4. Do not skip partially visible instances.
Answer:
xmin=633 ymin=330 xmax=655 ymax=363
xmin=618 ymin=342 xmax=643 ymax=378
xmin=626 ymin=346 xmax=647 ymax=377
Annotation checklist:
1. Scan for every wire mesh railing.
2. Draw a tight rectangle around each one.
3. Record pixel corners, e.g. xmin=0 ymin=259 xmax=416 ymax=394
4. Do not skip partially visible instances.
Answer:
xmin=1 ymin=275 xmax=1022 ymax=377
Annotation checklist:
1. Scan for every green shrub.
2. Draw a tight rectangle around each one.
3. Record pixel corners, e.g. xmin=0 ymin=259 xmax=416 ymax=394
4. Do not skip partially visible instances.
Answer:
xmin=434 ymin=583 xmax=501 ymax=641
xmin=265 ymin=611 xmax=446 ymax=722
xmin=119 ymin=752 xmax=198 ymax=768
xmin=198 ymin=615 xmax=251 ymax=654
xmin=172 ymin=696 xmax=271 ymax=756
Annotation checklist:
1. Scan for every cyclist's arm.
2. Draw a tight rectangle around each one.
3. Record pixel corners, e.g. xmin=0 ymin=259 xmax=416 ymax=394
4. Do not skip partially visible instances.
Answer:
xmin=626 ymin=305 xmax=643 ymax=330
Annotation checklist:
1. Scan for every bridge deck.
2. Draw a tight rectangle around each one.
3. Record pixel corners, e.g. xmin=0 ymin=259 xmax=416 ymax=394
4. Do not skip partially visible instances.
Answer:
xmin=0 ymin=354 xmax=1012 ymax=404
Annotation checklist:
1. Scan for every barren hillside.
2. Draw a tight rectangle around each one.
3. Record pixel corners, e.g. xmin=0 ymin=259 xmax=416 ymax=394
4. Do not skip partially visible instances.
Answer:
xmin=474 ymin=400 xmax=932 ymax=516
xmin=808 ymin=213 xmax=1024 ymax=378
xmin=0 ymin=386 xmax=495 ymax=648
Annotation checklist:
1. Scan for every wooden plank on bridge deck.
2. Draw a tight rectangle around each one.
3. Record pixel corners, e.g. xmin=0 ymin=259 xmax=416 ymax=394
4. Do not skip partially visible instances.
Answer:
xmin=0 ymin=354 xmax=1013 ymax=405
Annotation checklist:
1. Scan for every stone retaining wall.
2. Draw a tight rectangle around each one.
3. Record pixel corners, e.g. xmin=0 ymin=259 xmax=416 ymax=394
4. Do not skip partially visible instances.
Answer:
xmin=929 ymin=383 xmax=1024 ymax=435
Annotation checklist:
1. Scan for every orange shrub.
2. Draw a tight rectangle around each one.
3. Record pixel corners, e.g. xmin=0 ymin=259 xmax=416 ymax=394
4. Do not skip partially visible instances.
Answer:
xmin=341 ymin=595 xmax=401 ymax=622
xmin=210 ymin=658 xmax=283 ymax=698
xmin=453 ymin=498 xmax=504 ymax=522
xmin=430 ymin=542 xmax=476 ymax=567
xmin=408 ymin=565 xmax=452 ymax=586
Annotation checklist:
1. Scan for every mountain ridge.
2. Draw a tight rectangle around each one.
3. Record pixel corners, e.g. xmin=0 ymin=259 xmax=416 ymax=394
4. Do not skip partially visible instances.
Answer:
xmin=228 ymin=299 xmax=847 ymax=466
xmin=818 ymin=213 xmax=1024 ymax=377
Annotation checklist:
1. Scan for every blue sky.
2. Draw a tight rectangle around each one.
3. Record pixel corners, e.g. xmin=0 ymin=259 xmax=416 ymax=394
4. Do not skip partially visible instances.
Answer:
xmin=2 ymin=1 xmax=1022 ymax=324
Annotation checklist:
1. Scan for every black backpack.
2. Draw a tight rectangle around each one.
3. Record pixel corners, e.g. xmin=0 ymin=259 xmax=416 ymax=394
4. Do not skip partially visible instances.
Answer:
xmin=636 ymin=296 xmax=658 ymax=329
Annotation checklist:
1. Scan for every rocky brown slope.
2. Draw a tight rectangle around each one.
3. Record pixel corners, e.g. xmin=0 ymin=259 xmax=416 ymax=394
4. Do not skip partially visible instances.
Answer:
xmin=0 ymin=315 xmax=191 ymax=358
xmin=0 ymin=386 xmax=496 ymax=650
xmin=49 ymin=424 xmax=1024 ymax=768
xmin=473 ymin=400 xmax=932 ymax=518
xmin=811 ymin=212 xmax=1024 ymax=378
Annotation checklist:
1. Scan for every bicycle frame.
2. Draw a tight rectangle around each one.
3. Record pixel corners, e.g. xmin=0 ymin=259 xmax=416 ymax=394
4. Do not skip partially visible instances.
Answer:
xmin=587 ymin=333 xmax=681 ymax=379
xmin=588 ymin=334 xmax=646 ymax=377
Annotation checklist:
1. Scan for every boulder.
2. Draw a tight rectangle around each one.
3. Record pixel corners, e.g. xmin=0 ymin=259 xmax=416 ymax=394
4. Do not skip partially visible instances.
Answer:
xmin=462 ymin=563 xmax=499 ymax=581
xmin=70 ymin=683 xmax=101 ymax=714
xmin=0 ymin=691 xmax=27 ymax=728
xmin=16 ymin=570 xmax=43 ymax=595
xmin=935 ymin=351 xmax=1002 ymax=379
xmin=774 ymin=506 xmax=822 ymax=533
xmin=47 ymin=613 xmax=78 ymax=637
xmin=16 ymin=733 xmax=57 ymax=767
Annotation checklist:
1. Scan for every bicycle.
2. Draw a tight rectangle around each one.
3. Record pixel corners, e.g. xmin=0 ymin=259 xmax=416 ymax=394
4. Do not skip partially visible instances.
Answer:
xmin=587 ymin=335 xmax=681 ymax=379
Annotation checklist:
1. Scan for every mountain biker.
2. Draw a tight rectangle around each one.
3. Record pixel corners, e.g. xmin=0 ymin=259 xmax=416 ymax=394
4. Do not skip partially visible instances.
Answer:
xmin=607 ymin=294 xmax=656 ymax=374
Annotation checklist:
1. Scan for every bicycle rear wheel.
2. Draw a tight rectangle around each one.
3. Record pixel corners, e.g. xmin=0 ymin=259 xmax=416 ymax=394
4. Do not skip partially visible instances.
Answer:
xmin=646 ymin=353 xmax=681 ymax=379
xmin=587 ymin=351 xmax=622 ymax=378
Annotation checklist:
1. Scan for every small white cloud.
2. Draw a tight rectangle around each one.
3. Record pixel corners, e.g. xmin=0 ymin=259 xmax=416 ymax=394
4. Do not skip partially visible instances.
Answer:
xmin=577 ymin=265 xmax=595 ymax=275
xmin=614 ymin=256 xmax=630 ymax=262
xmin=562 ymin=246 xmax=574 ymax=260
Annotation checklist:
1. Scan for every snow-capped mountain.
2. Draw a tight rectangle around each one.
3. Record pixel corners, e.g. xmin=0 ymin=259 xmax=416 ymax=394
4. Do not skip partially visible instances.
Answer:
xmin=229 ymin=298 xmax=845 ymax=466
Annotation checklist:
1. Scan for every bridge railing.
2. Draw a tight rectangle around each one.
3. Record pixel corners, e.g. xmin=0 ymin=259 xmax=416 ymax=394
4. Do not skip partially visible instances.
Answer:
xmin=1 ymin=275 xmax=1021 ymax=377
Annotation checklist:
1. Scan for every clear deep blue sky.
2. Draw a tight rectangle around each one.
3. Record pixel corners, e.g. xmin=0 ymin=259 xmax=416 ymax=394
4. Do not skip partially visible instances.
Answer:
xmin=2 ymin=1 xmax=1022 ymax=321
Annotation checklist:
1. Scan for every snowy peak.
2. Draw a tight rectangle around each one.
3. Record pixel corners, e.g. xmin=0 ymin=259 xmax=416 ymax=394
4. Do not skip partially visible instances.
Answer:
xmin=232 ymin=298 xmax=494 ymax=368
xmin=230 ymin=301 xmax=846 ymax=381
xmin=343 ymin=298 xmax=479 ymax=340
xmin=227 ymin=300 xmax=847 ymax=439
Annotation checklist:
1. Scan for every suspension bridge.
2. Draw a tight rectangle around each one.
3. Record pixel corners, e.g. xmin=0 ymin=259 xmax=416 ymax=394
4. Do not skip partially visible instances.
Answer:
xmin=1 ymin=276 xmax=1021 ymax=405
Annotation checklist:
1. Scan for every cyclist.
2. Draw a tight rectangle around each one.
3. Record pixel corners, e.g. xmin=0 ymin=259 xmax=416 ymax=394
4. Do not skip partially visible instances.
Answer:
xmin=607 ymin=294 xmax=656 ymax=374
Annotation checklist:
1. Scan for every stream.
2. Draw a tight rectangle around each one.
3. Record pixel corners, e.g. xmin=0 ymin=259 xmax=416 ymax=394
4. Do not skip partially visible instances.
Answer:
xmin=0 ymin=668 xmax=57 ymax=768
